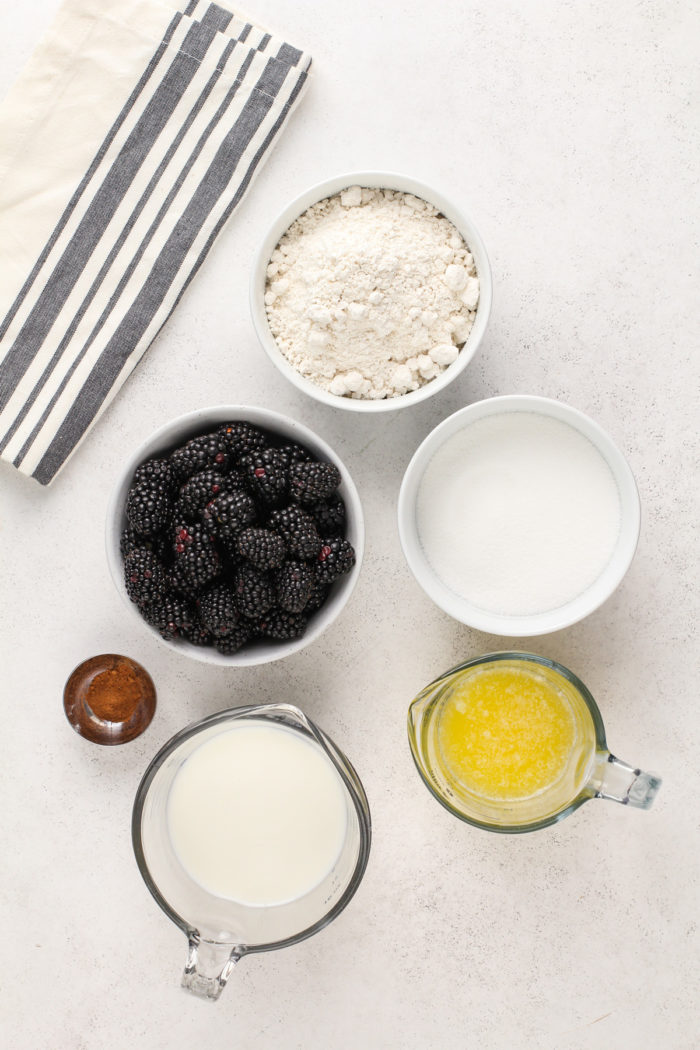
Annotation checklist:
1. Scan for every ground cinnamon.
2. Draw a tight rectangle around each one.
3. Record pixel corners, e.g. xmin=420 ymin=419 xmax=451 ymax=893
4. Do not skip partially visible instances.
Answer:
xmin=86 ymin=664 xmax=143 ymax=722
xmin=63 ymin=653 xmax=156 ymax=745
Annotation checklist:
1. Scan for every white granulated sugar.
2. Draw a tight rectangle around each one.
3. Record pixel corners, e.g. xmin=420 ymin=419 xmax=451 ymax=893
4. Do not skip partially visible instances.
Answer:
xmin=416 ymin=413 xmax=622 ymax=616
xmin=264 ymin=187 xmax=479 ymax=399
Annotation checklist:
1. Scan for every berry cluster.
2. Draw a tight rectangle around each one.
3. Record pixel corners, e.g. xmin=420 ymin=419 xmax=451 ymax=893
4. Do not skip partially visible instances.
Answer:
xmin=120 ymin=422 xmax=355 ymax=655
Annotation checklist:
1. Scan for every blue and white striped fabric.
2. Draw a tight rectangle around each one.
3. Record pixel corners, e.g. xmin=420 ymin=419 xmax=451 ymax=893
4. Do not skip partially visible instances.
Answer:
xmin=0 ymin=0 xmax=311 ymax=483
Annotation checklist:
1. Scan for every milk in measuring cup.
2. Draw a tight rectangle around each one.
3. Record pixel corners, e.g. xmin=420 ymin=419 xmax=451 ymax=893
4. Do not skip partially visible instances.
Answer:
xmin=166 ymin=721 xmax=348 ymax=906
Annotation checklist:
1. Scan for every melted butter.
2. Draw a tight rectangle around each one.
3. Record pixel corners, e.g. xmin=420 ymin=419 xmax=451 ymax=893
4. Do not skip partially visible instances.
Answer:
xmin=437 ymin=665 xmax=579 ymax=801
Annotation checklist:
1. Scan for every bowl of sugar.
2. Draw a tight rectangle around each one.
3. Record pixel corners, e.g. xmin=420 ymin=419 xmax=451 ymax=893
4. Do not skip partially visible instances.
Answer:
xmin=398 ymin=395 xmax=641 ymax=635
xmin=250 ymin=171 xmax=492 ymax=411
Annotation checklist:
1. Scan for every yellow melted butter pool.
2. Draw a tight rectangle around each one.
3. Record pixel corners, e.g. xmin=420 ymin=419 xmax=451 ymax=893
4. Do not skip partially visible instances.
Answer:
xmin=437 ymin=665 xmax=580 ymax=801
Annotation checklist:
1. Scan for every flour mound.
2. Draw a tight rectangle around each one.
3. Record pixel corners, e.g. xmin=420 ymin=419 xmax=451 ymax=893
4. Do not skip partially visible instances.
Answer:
xmin=265 ymin=187 xmax=479 ymax=400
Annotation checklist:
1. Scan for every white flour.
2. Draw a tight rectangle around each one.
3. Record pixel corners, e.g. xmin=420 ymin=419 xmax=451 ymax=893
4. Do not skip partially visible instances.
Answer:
xmin=265 ymin=186 xmax=479 ymax=399
xmin=416 ymin=413 xmax=622 ymax=615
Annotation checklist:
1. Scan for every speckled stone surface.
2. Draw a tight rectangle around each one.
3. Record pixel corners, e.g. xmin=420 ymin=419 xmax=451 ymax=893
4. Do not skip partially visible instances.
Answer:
xmin=1 ymin=1 xmax=698 ymax=1047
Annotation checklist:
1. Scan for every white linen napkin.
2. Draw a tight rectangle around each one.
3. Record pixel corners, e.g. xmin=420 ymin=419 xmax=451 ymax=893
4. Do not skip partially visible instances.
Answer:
xmin=0 ymin=0 xmax=311 ymax=483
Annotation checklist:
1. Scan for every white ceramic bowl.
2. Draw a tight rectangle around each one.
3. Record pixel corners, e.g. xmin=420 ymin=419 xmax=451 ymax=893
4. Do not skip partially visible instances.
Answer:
xmin=106 ymin=406 xmax=364 ymax=666
xmin=398 ymin=395 xmax=641 ymax=636
xmin=250 ymin=171 xmax=492 ymax=412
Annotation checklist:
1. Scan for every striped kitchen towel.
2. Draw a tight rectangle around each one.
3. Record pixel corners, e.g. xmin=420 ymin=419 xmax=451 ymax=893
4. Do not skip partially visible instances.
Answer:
xmin=0 ymin=0 xmax=311 ymax=484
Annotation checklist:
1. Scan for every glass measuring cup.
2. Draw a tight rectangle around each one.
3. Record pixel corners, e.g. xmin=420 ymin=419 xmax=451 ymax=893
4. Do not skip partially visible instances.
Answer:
xmin=132 ymin=703 xmax=371 ymax=1001
xmin=408 ymin=652 xmax=661 ymax=833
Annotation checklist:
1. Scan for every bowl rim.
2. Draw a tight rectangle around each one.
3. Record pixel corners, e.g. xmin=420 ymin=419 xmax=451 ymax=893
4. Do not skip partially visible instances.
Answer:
xmin=106 ymin=405 xmax=364 ymax=666
xmin=249 ymin=169 xmax=493 ymax=413
xmin=397 ymin=394 xmax=641 ymax=636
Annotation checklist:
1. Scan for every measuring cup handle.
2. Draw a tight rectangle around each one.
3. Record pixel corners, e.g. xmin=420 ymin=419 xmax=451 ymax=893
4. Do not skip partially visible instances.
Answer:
xmin=594 ymin=753 xmax=662 ymax=809
xmin=181 ymin=934 xmax=241 ymax=1001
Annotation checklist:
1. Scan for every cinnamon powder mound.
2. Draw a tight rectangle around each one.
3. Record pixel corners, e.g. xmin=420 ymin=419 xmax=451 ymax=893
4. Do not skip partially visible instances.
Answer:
xmin=85 ymin=664 xmax=143 ymax=722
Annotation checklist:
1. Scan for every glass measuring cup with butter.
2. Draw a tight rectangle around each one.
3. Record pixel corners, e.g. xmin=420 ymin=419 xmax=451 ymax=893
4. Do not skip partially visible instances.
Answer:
xmin=408 ymin=652 xmax=661 ymax=832
xmin=133 ymin=704 xmax=371 ymax=1000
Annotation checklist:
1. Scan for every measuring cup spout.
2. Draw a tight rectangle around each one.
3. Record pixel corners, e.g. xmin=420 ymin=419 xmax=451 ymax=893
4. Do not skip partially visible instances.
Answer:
xmin=408 ymin=679 xmax=443 ymax=734
xmin=592 ymin=753 xmax=662 ymax=810
xmin=181 ymin=934 xmax=242 ymax=1001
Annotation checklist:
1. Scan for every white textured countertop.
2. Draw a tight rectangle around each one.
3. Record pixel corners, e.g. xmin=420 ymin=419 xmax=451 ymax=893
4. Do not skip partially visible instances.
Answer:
xmin=1 ymin=1 xmax=698 ymax=1047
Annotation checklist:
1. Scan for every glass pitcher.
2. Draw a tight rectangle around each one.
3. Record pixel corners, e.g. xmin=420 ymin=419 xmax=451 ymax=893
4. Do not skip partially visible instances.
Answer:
xmin=132 ymin=703 xmax=371 ymax=1001
xmin=408 ymin=652 xmax=661 ymax=833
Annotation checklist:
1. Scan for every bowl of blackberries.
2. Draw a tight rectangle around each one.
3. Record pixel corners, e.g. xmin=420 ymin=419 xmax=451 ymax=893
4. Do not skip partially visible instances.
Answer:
xmin=106 ymin=406 xmax=363 ymax=665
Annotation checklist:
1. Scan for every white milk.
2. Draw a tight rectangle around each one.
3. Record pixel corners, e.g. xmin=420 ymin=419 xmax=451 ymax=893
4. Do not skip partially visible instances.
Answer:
xmin=416 ymin=412 xmax=622 ymax=616
xmin=166 ymin=722 xmax=348 ymax=906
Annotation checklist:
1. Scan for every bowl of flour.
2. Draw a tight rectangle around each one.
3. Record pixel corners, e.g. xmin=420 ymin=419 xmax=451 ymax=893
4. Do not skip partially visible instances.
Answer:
xmin=250 ymin=172 xmax=492 ymax=410
xmin=398 ymin=396 xmax=641 ymax=635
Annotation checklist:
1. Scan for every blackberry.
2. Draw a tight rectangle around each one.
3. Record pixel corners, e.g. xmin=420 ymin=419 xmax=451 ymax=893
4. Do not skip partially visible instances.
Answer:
xmin=310 ymin=494 xmax=346 ymax=537
xmin=172 ymin=522 xmax=220 ymax=590
xmin=236 ymin=527 xmax=286 ymax=571
xmin=126 ymin=480 xmax=173 ymax=535
xmin=120 ymin=526 xmax=143 ymax=559
xmin=218 ymin=421 xmax=267 ymax=461
xmin=169 ymin=432 xmax=229 ymax=481
xmin=133 ymin=457 xmax=174 ymax=490
xmin=289 ymin=461 xmax=341 ymax=505
xmin=178 ymin=470 xmax=237 ymax=520
xmin=170 ymin=497 xmax=198 ymax=527
xmin=305 ymin=575 xmax=330 ymax=613
xmin=170 ymin=559 xmax=200 ymax=600
xmin=278 ymin=441 xmax=312 ymax=467
xmin=143 ymin=596 xmax=196 ymax=640
xmin=124 ymin=548 xmax=169 ymax=607
xmin=181 ymin=621 xmax=214 ymax=647
xmin=119 ymin=522 xmax=147 ymax=558
xmin=256 ymin=607 xmax=307 ymax=641
xmin=240 ymin=448 xmax=289 ymax=508
xmin=232 ymin=564 xmax=275 ymax=619
xmin=206 ymin=490 xmax=256 ymax=542
xmin=215 ymin=621 xmax=252 ymax=655
xmin=121 ymin=526 xmax=170 ymax=564
xmin=275 ymin=561 xmax=313 ymax=613
xmin=268 ymin=505 xmax=321 ymax=560
xmin=198 ymin=584 xmax=240 ymax=638
xmin=315 ymin=537 xmax=356 ymax=582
